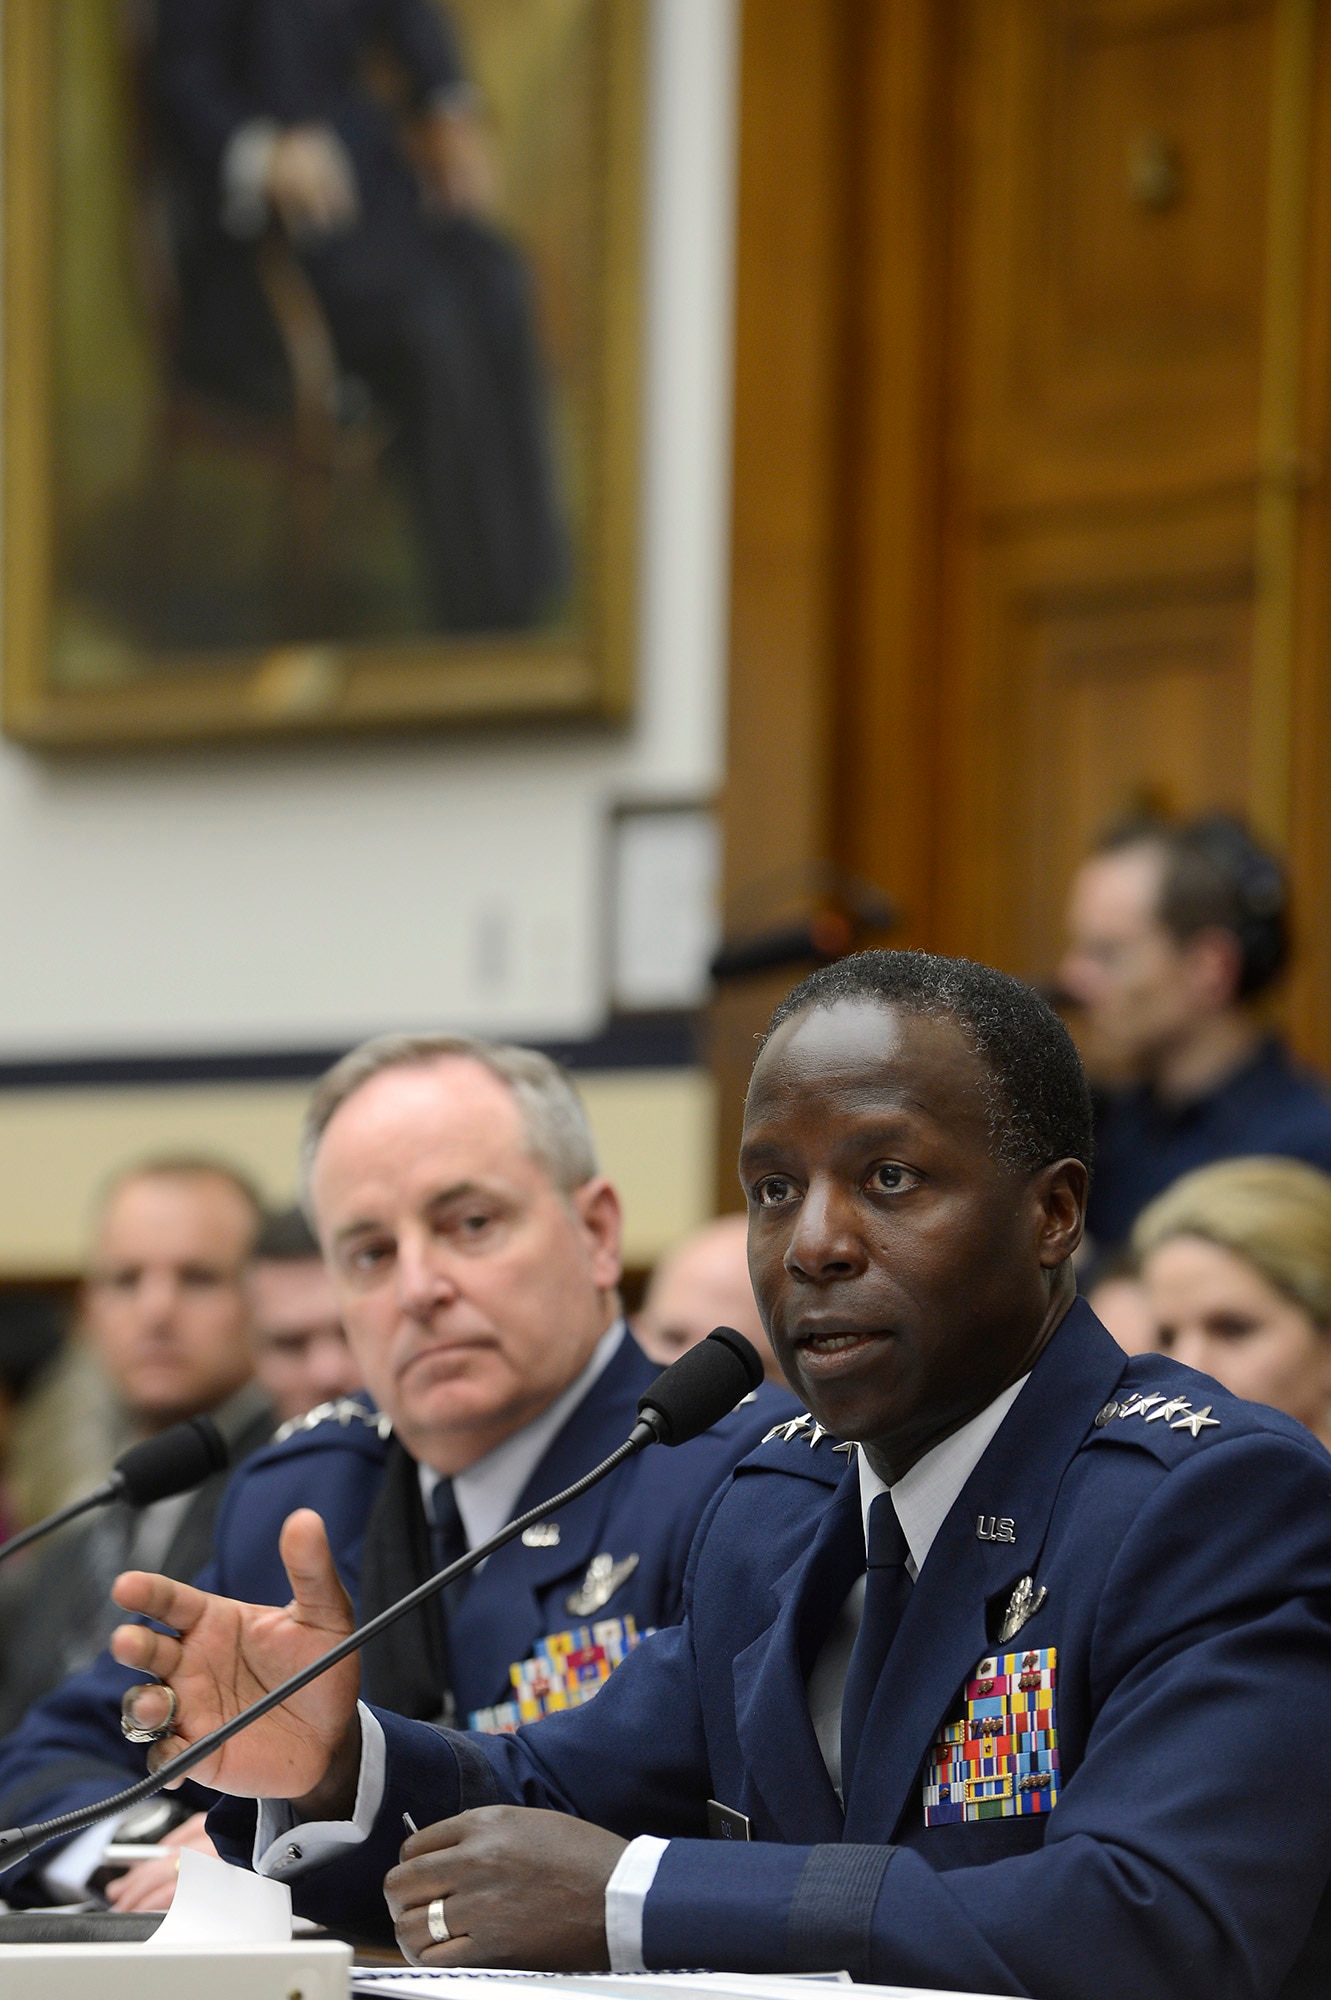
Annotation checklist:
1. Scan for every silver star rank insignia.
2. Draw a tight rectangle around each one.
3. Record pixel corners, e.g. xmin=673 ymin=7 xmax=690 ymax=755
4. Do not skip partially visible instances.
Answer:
xmin=762 ymin=1412 xmax=852 ymax=1453
xmin=763 ymin=1413 xmax=814 ymax=1445
xmin=1170 ymin=1404 xmax=1220 ymax=1437
xmin=1143 ymin=1395 xmax=1193 ymax=1424
xmin=1118 ymin=1392 xmax=1165 ymax=1420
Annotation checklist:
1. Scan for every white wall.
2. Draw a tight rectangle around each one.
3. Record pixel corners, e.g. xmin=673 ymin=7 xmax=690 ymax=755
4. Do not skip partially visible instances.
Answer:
xmin=0 ymin=1068 xmax=716 ymax=1273
xmin=0 ymin=0 xmax=739 ymax=1059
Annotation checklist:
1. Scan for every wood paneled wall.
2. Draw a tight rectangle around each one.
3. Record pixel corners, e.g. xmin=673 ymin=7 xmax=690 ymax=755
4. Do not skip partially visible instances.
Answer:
xmin=715 ymin=0 xmax=1331 ymax=1194
xmin=709 ymin=0 xmax=852 ymax=1199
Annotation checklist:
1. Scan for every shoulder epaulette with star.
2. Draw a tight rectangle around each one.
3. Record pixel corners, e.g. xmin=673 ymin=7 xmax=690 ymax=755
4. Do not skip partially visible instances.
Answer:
xmin=1091 ymin=1390 xmax=1220 ymax=1441
xmin=273 ymin=1397 xmax=393 ymax=1445
xmin=761 ymin=1410 xmax=857 ymax=1457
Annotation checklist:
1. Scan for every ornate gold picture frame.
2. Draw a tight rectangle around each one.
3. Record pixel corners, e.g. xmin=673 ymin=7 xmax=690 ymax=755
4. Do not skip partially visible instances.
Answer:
xmin=3 ymin=0 xmax=642 ymax=747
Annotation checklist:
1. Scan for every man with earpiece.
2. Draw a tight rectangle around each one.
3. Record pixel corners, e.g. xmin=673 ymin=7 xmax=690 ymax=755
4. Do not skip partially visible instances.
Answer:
xmin=1059 ymin=813 xmax=1331 ymax=1266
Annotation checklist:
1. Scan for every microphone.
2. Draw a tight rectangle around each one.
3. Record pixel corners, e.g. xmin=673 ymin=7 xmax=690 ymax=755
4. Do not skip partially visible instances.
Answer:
xmin=0 ymin=1416 xmax=230 ymax=1567
xmin=0 ymin=1329 xmax=763 ymax=1870
xmin=635 ymin=1323 xmax=763 ymax=1444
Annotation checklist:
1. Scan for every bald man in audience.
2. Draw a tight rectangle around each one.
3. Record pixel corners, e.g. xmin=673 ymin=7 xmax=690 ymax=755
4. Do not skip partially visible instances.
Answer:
xmin=635 ymin=1215 xmax=782 ymax=1383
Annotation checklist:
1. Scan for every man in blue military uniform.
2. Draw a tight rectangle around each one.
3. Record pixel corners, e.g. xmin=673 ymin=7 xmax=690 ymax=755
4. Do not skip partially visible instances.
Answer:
xmin=0 ymin=1034 xmax=792 ymax=1906
xmin=112 ymin=958 xmax=1331 ymax=1999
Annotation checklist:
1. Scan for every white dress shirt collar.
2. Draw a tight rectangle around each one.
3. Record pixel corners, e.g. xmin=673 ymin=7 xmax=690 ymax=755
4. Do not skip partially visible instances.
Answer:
xmin=418 ymin=1317 xmax=627 ymax=1551
xmin=858 ymin=1371 xmax=1030 ymax=1580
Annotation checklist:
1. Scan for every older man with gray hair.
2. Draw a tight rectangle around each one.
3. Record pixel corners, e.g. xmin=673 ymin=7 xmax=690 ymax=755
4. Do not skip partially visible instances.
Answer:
xmin=0 ymin=1033 xmax=795 ymax=1912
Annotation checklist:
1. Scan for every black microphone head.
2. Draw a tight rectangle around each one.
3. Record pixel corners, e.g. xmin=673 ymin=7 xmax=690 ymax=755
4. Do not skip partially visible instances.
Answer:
xmin=113 ymin=1414 xmax=230 ymax=1508
xmin=636 ymin=1327 xmax=765 ymax=1447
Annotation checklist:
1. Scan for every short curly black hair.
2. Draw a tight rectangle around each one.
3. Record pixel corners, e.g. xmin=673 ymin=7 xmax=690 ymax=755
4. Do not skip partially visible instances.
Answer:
xmin=761 ymin=949 xmax=1093 ymax=1176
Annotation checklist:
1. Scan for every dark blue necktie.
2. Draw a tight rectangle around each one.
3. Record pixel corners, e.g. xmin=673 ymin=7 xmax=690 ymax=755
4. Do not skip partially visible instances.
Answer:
xmin=839 ymin=1492 xmax=913 ymax=1796
xmin=428 ymin=1479 xmax=473 ymax=1615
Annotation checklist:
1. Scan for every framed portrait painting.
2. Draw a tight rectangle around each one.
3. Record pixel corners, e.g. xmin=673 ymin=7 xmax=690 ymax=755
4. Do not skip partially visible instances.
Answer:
xmin=3 ymin=0 xmax=643 ymax=746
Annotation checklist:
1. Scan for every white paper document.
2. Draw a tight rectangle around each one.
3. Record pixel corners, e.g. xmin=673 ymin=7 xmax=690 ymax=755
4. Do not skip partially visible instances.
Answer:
xmin=350 ymin=1972 xmax=1007 ymax=2000
xmin=144 ymin=1847 xmax=292 ymax=1947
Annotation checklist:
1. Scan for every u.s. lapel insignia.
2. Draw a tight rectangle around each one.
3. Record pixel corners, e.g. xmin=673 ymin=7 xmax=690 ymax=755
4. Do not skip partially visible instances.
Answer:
xmin=565 ymin=1550 xmax=639 ymax=1616
xmin=521 ymin=1520 xmax=561 ymax=1548
xmin=998 ymin=1573 xmax=1047 ymax=1645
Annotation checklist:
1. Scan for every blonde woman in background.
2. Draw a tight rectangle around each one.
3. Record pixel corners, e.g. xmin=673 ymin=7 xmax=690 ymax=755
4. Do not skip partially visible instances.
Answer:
xmin=1133 ymin=1155 xmax=1331 ymax=1449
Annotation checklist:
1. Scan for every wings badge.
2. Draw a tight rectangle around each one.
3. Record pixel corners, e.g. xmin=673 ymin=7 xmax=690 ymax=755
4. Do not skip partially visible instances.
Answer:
xmin=565 ymin=1550 xmax=639 ymax=1616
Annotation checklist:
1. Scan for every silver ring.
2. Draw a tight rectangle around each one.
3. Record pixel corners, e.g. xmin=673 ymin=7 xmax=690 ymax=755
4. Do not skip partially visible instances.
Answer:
xmin=119 ymin=1683 xmax=178 ymax=1745
xmin=426 ymin=1897 xmax=450 ymax=1944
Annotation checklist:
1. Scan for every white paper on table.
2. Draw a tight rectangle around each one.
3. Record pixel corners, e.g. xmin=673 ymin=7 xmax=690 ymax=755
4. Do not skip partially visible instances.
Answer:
xmin=348 ymin=1973 xmax=1008 ymax=2000
xmin=143 ymin=1848 xmax=292 ymax=1947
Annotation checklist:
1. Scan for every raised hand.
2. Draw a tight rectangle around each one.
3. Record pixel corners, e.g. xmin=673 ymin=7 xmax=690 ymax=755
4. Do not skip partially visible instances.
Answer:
xmin=109 ymin=1508 xmax=362 ymax=1807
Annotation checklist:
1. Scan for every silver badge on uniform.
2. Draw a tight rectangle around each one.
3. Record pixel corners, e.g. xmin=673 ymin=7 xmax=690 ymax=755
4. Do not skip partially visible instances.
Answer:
xmin=998 ymin=1573 xmax=1047 ymax=1645
xmin=521 ymin=1521 xmax=561 ymax=1548
xmin=565 ymin=1550 xmax=639 ymax=1616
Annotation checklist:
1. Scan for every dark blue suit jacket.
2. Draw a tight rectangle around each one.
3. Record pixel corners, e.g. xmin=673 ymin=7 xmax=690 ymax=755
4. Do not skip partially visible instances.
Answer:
xmin=227 ymin=1303 xmax=1331 ymax=1999
xmin=1088 ymin=1036 xmax=1331 ymax=1255
xmin=0 ymin=1333 xmax=795 ymax=1897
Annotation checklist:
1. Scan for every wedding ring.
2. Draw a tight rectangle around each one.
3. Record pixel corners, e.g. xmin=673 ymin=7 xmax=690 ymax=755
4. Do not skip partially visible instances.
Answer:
xmin=427 ymin=1897 xmax=450 ymax=1943
xmin=119 ymin=1683 xmax=179 ymax=1745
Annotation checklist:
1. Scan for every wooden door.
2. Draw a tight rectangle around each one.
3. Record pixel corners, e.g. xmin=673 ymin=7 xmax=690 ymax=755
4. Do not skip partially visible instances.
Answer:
xmin=719 ymin=0 xmax=1331 ymax=1195
xmin=933 ymin=0 xmax=1284 ymax=981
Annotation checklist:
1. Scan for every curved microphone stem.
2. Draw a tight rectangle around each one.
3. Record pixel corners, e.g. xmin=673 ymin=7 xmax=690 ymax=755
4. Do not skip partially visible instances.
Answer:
xmin=0 ymin=1482 xmax=121 ymax=1566
xmin=0 ymin=1420 xmax=657 ymax=1870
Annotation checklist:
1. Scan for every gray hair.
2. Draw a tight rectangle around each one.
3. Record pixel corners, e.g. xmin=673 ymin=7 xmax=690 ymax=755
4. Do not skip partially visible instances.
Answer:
xmin=299 ymin=1033 xmax=599 ymax=1216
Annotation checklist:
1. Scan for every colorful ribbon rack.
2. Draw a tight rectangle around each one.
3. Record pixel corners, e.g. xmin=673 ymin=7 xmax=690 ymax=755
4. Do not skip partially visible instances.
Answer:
xmin=923 ymin=1645 xmax=1060 ymax=1825
xmin=467 ymin=1615 xmax=653 ymax=1734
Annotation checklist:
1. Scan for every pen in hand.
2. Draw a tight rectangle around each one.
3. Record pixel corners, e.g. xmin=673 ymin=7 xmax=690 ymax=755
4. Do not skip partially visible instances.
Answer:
xmin=403 ymin=1812 xmax=419 ymax=1836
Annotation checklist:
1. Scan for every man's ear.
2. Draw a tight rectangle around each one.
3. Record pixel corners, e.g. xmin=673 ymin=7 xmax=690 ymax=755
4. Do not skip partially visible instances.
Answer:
xmin=1034 ymin=1159 xmax=1088 ymax=1270
xmin=572 ymin=1176 xmax=623 ymax=1292
xmin=1182 ymin=926 xmax=1245 ymax=1013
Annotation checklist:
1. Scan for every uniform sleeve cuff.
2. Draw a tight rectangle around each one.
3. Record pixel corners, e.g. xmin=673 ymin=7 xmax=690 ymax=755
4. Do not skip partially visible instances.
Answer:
xmin=253 ymin=1703 xmax=386 ymax=1880
xmin=605 ymin=1836 xmax=669 ymax=1972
